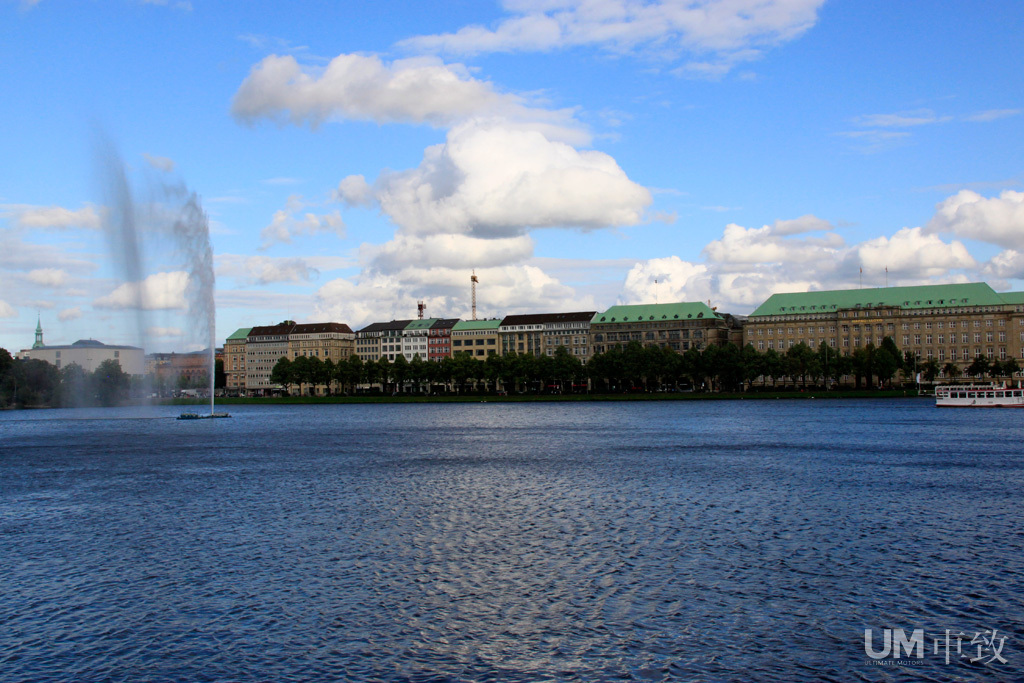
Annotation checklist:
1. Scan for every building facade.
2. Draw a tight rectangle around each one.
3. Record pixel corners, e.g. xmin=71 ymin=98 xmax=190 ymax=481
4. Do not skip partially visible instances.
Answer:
xmin=498 ymin=311 xmax=596 ymax=361
xmin=245 ymin=322 xmax=295 ymax=395
xmin=401 ymin=318 xmax=437 ymax=361
xmin=589 ymin=302 xmax=733 ymax=356
xmin=19 ymin=339 xmax=146 ymax=375
xmin=356 ymin=320 xmax=412 ymax=362
xmin=224 ymin=328 xmax=250 ymax=396
xmin=428 ymin=318 xmax=459 ymax=361
xmin=288 ymin=322 xmax=355 ymax=363
xmin=743 ymin=283 xmax=1024 ymax=375
xmin=451 ymin=319 xmax=502 ymax=358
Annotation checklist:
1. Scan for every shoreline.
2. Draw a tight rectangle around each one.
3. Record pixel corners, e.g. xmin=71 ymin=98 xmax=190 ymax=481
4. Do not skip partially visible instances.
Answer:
xmin=164 ymin=389 xmax=924 ymax=406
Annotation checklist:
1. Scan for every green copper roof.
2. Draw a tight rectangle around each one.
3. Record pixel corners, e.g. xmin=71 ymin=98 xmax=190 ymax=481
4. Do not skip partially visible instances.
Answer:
xmin=749 ymin=282 xmax=1006 ymax=317
xmin=227 ymin=327 xmax=252 ymax=341
xmin=404 ymin=318 xmax=440 ymax=330
xmin=998 ymin=291 xmax=1024 ymax=305
xmin=452 ymin=319 xmax=501 ymax=331
xmin=591 ymin=301 xmax=722 ymax=325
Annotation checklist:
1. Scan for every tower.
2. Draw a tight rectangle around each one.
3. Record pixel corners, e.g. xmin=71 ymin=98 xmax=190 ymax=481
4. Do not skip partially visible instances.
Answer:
xmin=32 ymin=314 xmax=44 ymax=349
xmin=470 ymin=270 xmax=479 ymax=321
xmin=417 ymin=301 xmax=426 ymax=319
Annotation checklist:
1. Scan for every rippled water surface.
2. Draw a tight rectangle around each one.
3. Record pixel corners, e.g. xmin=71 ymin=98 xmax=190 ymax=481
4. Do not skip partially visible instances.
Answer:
xmin=2 ymin=399 xmax=1022 ymax=681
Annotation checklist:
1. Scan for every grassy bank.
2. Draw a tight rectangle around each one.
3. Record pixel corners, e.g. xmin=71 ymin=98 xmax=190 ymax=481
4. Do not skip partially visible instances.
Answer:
xmin=164 ymin=389 xmax=922 ymax=406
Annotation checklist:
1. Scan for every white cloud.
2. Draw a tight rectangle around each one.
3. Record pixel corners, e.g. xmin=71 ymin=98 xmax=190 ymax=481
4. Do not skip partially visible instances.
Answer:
xmin=983 ymin=249 xmax=1024 ymax=280
xmin=0 ymin=300 xmax=15 ymax=318
xmin=142 ymin=153 xmax=176 ymax=172
xmin=335 ymin=175 xmax=374 ymax=206
xmin=58 ymin=307 xmax=82 ymax=322
xmin=232 ymin=53 xmax=585 ymax=142
xmin=401 ymin=0 xmax=826 ymax=75
xmin=26 ymin=268 xmax=70 ymax=287
xmin=364 ymin=233 xmax=536 ymax=272
xmin=965 ymin=109 xmax=1021 ymax=123
xmin=855 ymin=227 xmax=976 ymax=277
xmin=926 ymin=189 xmax=1024 ymax=249
xmin=852 ymin=109 xmax=950 ymax=128
xmin=620 ymin=213 xmax=981 ymax=314
xmin=147 ymin=326 xmax=183 ymax=338
xmin=94 ymin=271 xmax=189 ymax=310
xmin=217 ymin=254 xmax=325 ymax=285
xmin=259 ymin=195 xmax=346 ymax=249
xmin=373 ymin=120 xmax=651 ymax=238
xmin=5 ymin=203 xmax=102 ymax=230
xmin=314 ymin=264 xmax=591 ymax=329
xmin=702 ymin=219 xmax=843 ymax=265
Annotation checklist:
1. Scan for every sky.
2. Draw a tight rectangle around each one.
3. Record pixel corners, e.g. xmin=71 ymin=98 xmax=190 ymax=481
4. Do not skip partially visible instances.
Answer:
xmin=1 ymin=0 xmax=1023 ymax=354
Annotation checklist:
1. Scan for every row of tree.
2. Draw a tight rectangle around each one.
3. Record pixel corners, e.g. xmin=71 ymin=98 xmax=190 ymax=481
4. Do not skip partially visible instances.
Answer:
xmin=0 ymin=348 xmax=133 ymax=407
xmin=0 ymin=348 xmax=229 ymax=408
xmin=268 ymin=337 xmax=1022 ymax=395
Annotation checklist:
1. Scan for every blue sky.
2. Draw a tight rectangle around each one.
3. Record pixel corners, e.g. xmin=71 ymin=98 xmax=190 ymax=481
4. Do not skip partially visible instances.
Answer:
xmin=2 ymin=0 xmax=1023 ymax=353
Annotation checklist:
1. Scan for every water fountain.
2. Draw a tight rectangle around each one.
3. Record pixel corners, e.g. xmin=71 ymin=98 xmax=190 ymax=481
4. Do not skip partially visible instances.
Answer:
xmin=98 ymin=138 xmax=228 ymax=419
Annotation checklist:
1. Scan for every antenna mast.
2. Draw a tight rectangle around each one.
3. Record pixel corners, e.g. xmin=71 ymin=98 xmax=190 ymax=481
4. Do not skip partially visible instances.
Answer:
xmin=471 ymin=270 xmax=479 ymax=321
xmin=417 ymin=301 xmax=426 ymax=319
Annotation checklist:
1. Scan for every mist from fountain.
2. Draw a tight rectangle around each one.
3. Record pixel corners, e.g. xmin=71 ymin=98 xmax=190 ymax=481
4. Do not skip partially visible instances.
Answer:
xmin=98 ymin=140 xmax=218 ymax=416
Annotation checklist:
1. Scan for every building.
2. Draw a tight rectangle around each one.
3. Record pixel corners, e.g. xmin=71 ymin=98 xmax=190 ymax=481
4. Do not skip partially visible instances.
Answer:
xmin=451 ymin=319 xmax=502 ymax=359
xmin=428 ymin=318 xmax=459 ymax=361
xmin=356 ymin=320 xmax=412 ymax=362
xmin=288 ymin=322 xmax=355 ymax=363
xmin=20 ymin=339 xmax=145 ymax=375
xmin=400 ymin=318 xmax=437 ymax=361
xmin=743 ymin=283 xmax=1024 ymax=375
xmin=498 ymin=311 xmax=596 ymax=361
xmin=589 ymin=302 xmax=734 ymax=355
xmin=224 ymin=328 xmax=250 ymax=396
xmin=245 ymin=322 xmax=295 ymax=395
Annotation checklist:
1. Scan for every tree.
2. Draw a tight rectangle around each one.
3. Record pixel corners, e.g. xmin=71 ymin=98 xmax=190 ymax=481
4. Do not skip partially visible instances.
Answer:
xmin=919 ymin=359 xmax=940 ymax=384
xmin=786 ymin=342 xmax=817 ymax=388
xmin=93 ymin=358 xmax=129 ymax=406
xmin=875 ymin=347 xmax=901 ymax=387
xmin=967 ymin=355 xmax=991 ymax=379
xmin=391 ymin=354 xmax=410 ymax=392
xmin=290 ymin=355 xmax=313 ymax=395
xmin=999 ymin=357 xmax=1020 ymax=379
xmin=377 ymin=356 xmax=393 ymax=392
xmin=59 ymin=362 xmax=90 ymax=407
xmin=409 ymin=354 xmax=429 ymax=393
xmin=269 ymin=356 xmax=293 ymax=394
xmin=214 ymin=359 xmax=227 ymax=390
xmin=941 ymin=362 xmax=961 ymax=381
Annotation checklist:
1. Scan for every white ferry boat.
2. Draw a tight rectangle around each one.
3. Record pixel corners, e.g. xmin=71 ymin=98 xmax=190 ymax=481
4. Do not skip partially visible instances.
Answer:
xmin=934 ymin=383 xmax=1024 ymax=408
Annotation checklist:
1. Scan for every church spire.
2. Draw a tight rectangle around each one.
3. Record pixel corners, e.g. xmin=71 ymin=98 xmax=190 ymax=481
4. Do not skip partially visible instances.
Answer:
xmin=33 ymin=314 xmax=44 ymax=349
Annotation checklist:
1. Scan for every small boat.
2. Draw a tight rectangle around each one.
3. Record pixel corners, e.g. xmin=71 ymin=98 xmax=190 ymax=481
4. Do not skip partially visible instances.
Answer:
xmin=934 ymin=383 xmax=1024 ymax=408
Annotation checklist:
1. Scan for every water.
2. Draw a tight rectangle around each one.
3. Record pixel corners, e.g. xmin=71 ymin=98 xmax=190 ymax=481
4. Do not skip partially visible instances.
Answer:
xmin=1 ymin=400 xmax=1022 ymax=681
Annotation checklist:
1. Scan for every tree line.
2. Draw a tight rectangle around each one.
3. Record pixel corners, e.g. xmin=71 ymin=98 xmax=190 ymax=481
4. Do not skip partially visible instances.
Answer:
xmin=268 ymin=337 xmax=1022 ymax=396
xmin=0 ymin=347 xmax=228 ymax=408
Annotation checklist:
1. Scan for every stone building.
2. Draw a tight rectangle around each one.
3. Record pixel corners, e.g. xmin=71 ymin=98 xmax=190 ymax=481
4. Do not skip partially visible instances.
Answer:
xmin=498 ymin=311 xmax=595 ymax=361
xmin=743 ymin=283 xmax=1024 ymax=376
xmin=589 ymin=302 xmax=734 ymax=355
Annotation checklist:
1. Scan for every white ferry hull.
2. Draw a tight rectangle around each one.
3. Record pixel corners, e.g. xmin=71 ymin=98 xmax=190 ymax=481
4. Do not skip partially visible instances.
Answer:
xmin=935 ymin=384 xmax=1024 ymax=408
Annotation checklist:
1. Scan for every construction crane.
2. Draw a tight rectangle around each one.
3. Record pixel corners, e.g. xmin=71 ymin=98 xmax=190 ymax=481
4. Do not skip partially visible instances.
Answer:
xmin=471 ymin=270 xmax=479 ymax=321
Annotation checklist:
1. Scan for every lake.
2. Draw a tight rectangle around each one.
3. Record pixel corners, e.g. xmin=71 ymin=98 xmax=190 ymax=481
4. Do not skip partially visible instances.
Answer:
xmin=1 ymin=399 xmax=1021 ymax=681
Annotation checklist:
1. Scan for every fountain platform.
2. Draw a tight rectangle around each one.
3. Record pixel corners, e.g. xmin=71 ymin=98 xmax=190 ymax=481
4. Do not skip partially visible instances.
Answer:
xmin=177 ymin=412 xmax=231 ymax=420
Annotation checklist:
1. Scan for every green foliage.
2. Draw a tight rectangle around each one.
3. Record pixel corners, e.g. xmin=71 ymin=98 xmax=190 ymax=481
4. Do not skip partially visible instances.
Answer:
xmin=93 ymin=359 xmax=129 ymax=406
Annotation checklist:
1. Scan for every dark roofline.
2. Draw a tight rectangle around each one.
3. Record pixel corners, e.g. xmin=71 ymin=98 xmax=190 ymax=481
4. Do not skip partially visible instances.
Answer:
xmin=430 ymin=318 xmax=460 ymax=329
xmin=500 ymin=311 xmax=597 ymax=326
xmin=248 ymin=323 xmax=296 ymax=337
xmin=292 ymin=322 xmax=354 ymax=334
xmin=358 ymin=319 xmax=413 ymax=333
xmin=37 ymin=340 xmax=143 ymax=351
